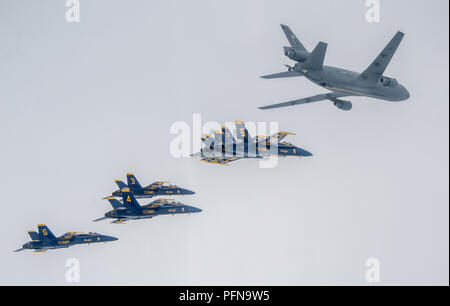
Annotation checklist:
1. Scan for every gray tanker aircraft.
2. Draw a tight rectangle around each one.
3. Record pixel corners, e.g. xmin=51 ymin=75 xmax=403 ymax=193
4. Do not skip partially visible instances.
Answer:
xmin=259 ymin=25 xmax=409 ymax=111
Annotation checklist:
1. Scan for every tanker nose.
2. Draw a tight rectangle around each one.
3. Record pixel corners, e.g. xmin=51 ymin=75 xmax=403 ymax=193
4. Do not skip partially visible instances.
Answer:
xmin=397 ymin=84 xmax=410 ymax=101
xmin=402 ymin=86 xmax=410 ymax=100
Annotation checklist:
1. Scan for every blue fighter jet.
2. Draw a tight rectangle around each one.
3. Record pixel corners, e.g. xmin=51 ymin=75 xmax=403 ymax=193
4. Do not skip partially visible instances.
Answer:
xmin=107 ymin=173 xmax=195 ymax=199
xmin=192 ymin=121 xmax=312 ymax=165
xmin=95 ymin=188 xmax=202 ymax=224
xmin=14 ymin=225 xmax=118 ymax=252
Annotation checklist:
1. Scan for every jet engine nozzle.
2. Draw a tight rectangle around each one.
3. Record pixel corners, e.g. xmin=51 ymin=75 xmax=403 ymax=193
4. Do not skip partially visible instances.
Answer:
xmin=283 ymin=47 xmax=309 ymax=62
xmin=333 ymin=100 xmax=353 ymax=111
xmin=380 ymin=77 xmax=398 ymax=88
xmin=285 ymin=49 xmax=296 ymax=58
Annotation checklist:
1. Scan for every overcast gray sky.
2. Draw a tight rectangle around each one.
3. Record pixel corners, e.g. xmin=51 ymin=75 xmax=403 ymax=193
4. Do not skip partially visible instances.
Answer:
xmin=0 ymin=0 xmax=448 ymax=285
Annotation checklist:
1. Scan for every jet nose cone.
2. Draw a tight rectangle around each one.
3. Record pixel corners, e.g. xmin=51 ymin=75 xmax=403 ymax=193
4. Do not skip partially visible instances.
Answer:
xmin=182 ymin=189 xmax=195 ymax=195
xmin=189 ymin=206 xmax=202 ymax=213
xmin=297 ymin=148 xmax=313 ymax=157
xmin=103 ymin=235 xmax=118 ymax=242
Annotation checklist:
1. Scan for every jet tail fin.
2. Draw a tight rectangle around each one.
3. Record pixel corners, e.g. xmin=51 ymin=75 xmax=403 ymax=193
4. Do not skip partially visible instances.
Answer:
xmin=106 ymin=197 xmax=125 ymax=210
xmin=201 ymin=135 xmax=215 ymax=150
xmin=115 ymin=180 xmax=127 ymax=189
xmin=303 ymin=42 xmax=327 ymax=70
xmin=280 ymin=24 xmax=307 ymax=51
xmin=222 ymin=126 xmax=236 ymax=145
xmin=235 ymin=121 xmax=249 ymax=141
xmin=213 ymin=130 xmax=224 ymax=145
xmin=121 ymin=188 xmax=141 ymax=210
xmin=27 ymin=230 xmax=40 ymax=241
xmin=37 ymin=224 xmax=56 ymax=241
xmin=126 ymin=173 xmax=143 ymax=190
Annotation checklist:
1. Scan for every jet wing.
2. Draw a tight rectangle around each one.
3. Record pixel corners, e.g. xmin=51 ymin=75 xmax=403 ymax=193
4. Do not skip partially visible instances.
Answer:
xmin=358 ymin=31 xmax=404 ymax=84
xmin=261 ymin=71 xmax=303 ymax=79
xmin=200 ymin=157 xmax=241 ymax=165
xmin=259 ymin=92 xmax=351 ymax=110
xmin=92 ymin=216 xmax=108 ymax=222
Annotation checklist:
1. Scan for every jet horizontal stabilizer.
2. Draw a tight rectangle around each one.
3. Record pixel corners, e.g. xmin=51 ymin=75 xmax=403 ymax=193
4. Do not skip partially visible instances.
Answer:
xmin=93 ymin=217 xmax=108 ymax=222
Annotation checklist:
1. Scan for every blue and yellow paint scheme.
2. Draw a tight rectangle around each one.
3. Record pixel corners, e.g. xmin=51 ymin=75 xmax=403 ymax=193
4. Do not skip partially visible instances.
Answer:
xmin=94 ymin=188 xmax=202 ymax=224
xmin=107 ymin=173 xmax=195 ymax=199
xmin=14 ymin=225 xmax=117 ymax=252
xmin=192 ymin=121 xmax=313 ymax=165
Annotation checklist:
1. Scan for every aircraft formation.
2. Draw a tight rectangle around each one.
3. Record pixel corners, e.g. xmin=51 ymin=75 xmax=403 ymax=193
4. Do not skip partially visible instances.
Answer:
xmin=192 ymin=121 xmax=312 ymax=165
xmin=16 ymin=25 xmax=408 ymax=252
xmin=16 ymin=174 xmax=198 ymax=252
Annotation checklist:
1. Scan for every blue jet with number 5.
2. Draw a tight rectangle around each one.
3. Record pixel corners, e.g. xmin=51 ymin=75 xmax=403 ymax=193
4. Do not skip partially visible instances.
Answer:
xmin=14 ymin=225 xmax=117 ymax=252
